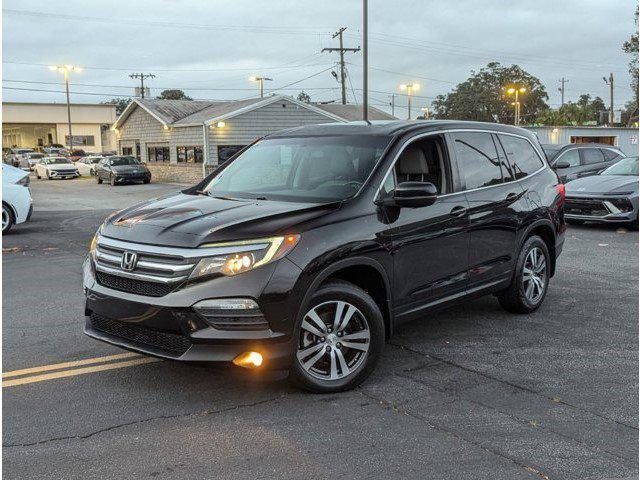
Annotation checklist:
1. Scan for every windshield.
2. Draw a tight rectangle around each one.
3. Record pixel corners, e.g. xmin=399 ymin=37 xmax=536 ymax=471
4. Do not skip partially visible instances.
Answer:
xmin=203 ymin=135 xmax=391 ymax=203
xmin=601 ymin=157 xmax=638 ymax=176
xmin=28 ymin=154 xmax=44 ymax=159
xmin=110 ymin=156 xmax=139 ymax=166
xmin=48 ymin=158 xmax=72 ymax=165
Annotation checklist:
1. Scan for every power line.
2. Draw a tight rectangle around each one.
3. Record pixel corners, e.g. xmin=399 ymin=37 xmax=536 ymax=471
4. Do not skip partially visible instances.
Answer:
xmin=129 ymin=73 xmax=155 ymax=99
xmin=3 ymin=8 xmax=332 ymax=36
xmin=269 ymin=66 xmax=335 ymax=91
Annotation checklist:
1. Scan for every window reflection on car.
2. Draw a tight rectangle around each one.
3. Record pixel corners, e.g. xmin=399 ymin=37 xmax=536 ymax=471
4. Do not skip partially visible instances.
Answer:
xmin=108 ymin=156 xmax=140 ymax=166
xmin=600 ymin=157 xmax=639 ymax=176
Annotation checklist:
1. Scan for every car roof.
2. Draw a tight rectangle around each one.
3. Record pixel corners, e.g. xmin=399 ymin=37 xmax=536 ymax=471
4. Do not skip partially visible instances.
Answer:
xmin=267 ymin=120 xmax=539 ymax=141
xmin=556 ymin=143 xmax=622 ymax=150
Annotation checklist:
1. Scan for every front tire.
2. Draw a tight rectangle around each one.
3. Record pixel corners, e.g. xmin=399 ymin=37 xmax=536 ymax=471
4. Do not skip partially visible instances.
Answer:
xmin=97 ymin=175 xmax=103 ymax=184
xmin=110 ymin=174 xmax=116 ymax=186
xmin=2 ymin=204 xmax=15 ymax=234
xmin=497 ymin=235 xmax=550 ymax=314
xmin=289 ymin=280 xmax=385 ymax=393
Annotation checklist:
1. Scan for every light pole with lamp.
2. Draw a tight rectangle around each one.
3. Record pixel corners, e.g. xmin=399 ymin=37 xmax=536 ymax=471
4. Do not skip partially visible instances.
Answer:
xmin=49 ymin=64 xmax=81 ymax=151
xmin=399 ymin=83 xmax=420 ymax=120
xmin=249 ymin=76 xmax=273 ymax=98
xmin=506 ymin=86 xmax=526 ymax=125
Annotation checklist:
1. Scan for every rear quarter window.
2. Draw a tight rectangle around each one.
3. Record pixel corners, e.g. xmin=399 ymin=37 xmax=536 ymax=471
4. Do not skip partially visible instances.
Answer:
xmin=498 ymin=135 xmax=544 ymax=179
xmin=601 ymin=149 xmax=623 ymax=162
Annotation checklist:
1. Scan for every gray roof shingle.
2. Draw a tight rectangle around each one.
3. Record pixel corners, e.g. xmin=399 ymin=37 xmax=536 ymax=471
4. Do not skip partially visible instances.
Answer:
xmin=311 ymin=103 xmax=396 ymax=121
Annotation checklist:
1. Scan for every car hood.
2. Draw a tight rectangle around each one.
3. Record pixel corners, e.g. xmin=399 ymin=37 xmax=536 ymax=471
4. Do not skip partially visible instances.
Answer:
xmin=112 ymin=165 xmax=149 ymax=174
xmin=100 ymin=193 xmax=342 ymax=248
xmin=46 ymin=164 xmax=77 ymax=171
xmin=565 ymin=175 xmax=639 ymax=195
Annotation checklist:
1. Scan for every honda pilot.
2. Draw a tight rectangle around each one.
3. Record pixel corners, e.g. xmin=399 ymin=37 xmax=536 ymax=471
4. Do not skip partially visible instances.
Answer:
xmin=83 ymin=121 xmax=565 ymax=392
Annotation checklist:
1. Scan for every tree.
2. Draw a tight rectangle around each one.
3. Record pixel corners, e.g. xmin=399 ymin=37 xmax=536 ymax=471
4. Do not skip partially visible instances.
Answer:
xmin=431 ymin=62 xmax=549 ymax=124
xmin=622 ymin=6 xmax=639 ymax=107
xmin=101 ymin=98 xmax=130 ymax=115
xmin=535 ymin=94 xmax=607 ymax=126
xmin=297 ymin=91 xmax=311 ymax=103
xmin=157 ymin=89 xmax=192 ymax=100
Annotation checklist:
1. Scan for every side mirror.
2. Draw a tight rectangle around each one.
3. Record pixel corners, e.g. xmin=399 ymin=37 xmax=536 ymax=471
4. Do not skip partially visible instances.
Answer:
xmin=378 ymin=181 xmax=438 ymax=208
xmin=554 ymin=160 xmax=571 ymax=169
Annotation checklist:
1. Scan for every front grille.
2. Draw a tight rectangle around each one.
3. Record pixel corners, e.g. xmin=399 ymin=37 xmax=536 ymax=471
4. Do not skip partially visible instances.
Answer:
xmin=93 ymin=238 xmax=197 ymax=297
xmin=90 ymin=313 xmax=191 ymax=356
xmin=96 ymin=271 xmax=175 ymax=297
xmin=564 ymin=198 xmax=609 ymax=217
xmin=52 ymin=169 xmax=77 ymax=175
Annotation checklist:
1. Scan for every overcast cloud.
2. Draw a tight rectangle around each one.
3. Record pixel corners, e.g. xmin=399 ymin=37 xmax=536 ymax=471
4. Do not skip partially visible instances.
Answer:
xmin=2 ymin=0 xmax=637 ymax=115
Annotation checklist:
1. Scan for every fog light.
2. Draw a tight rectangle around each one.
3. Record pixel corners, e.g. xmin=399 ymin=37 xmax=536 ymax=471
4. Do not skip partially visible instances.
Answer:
xmin=233 ymin=351 xmax=263 ymax=368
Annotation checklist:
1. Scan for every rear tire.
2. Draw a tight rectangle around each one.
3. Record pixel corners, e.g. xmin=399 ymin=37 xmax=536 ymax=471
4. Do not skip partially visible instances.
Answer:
xmin=289 ymin=280 xmax=385 ymax=393
xmin=36 ymin=171 xmax=41 ymax=179
xmin=97 ymin=175 xmax=103 ymax=184
xmin=497 ymin=235 xmax=551 ymax=314
xmin=2 ymin=203 xmax=14 ymax=234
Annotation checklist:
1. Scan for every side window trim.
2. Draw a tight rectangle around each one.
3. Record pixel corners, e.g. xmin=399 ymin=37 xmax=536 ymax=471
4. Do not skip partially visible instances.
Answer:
xmin=374 ymin=129 xmax=547 ymax=200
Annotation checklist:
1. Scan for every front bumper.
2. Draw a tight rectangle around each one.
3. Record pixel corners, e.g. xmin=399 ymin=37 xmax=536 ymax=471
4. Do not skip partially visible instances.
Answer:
xmin=564 ymin=195 xmax=638 ymax=223
xmin=49 ymin=170 xmax=79 ymax=179
xmin=114 ymin=173 xmax=151 ymax=183
xmin=82 ymin=254 xmax=302 ymax=368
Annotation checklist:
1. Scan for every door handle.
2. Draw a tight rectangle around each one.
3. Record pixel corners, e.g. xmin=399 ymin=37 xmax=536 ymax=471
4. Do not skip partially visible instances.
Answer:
xmin=506 ymin=192 xmax=518 ymax=201
xmin=449 ymin=206 xmax=467 ymax=218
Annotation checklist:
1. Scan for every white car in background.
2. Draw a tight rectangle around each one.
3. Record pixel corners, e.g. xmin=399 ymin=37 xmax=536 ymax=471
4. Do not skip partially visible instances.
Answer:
xmin=2 ymin=164 xmax=33 ymax=234
xmin=35 ymin=157 xmax=79 ymax=180
xmin=25 ymin=152 xmax=46 ymax=171
xmin=76 ymin=156 xmax=103 ymax=176
xmin=6 ymin=148 xmax=34 ymax=169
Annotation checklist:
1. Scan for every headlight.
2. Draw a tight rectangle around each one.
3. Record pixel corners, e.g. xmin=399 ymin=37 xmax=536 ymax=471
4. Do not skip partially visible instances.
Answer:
xmin=190 ymin=234 xmax=300 ymax=279
xmin=89 ymin=233 xmax=98 ymax=256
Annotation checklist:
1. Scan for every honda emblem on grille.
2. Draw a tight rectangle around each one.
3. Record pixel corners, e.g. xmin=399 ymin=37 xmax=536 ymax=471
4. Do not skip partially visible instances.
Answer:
xmin=121 ymin=251 xmax=138 ymax=271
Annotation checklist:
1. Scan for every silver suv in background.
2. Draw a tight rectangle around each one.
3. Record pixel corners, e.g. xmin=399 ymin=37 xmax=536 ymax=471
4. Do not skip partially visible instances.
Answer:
xmin=542 ymin=143 xmax=625 ymax=183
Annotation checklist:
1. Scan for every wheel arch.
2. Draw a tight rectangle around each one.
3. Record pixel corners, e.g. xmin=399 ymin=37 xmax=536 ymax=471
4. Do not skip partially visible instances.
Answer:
xmin=2 ymin=201 xmax=17 ymax=221
xmin=300 ymin=257 xmax=394 ymax=339
xmin=520 ymin=218 xmax=557 ymax=277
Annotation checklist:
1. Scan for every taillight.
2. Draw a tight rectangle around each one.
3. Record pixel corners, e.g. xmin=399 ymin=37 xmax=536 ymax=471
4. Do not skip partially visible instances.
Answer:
xmin=556 ymin=184 xmax=565 ymax=203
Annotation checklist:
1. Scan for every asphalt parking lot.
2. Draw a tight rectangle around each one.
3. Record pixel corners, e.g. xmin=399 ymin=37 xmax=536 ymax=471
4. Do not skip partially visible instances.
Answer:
xmin=3 ymin=177 xmax=638 ymax=480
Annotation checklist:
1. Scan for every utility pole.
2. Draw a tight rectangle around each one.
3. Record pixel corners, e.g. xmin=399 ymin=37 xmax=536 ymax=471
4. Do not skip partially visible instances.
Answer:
xmin=390 ymin=94 xmax=395 ymax=117
xmin=558 ymin=77 xmax=568 ymax=107
xmin=603 ymin=73 xmax=614 ymax=125
xmin=130 ymin=73 xmax=155 ymax=99
xmin=363 ymin=0 xmax=369 ymax=123
xmin=322 ymin=27 xmax=360 ymax=105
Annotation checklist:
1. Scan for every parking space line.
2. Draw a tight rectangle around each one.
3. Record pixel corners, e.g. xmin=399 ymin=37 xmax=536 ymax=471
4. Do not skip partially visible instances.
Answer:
xmin=2 ymin=352 xmax=142 ymax=379
xmin=3 ymin=357 xmax=161 ymax=388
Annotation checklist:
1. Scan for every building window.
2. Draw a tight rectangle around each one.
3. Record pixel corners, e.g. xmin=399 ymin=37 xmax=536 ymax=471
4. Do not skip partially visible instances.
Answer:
xmin=218 ymin=145 xmax=246 ymax=164
xmin=177 ymin=146 xmax=203 ymax=163
xmin=65 ymin=135 xmax=95 ymax=146
xmin=122 ymin=146 xmax=133 ymax=156
xmin=148 ymin=146 xmax=170 ymax=162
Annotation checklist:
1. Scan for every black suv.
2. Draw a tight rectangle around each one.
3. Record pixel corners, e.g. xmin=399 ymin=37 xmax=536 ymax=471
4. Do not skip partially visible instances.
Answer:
xmin=542 ymin=143 xmax=625 ymax=183
xmin=83 ymin=121 xmax=565 ymax=392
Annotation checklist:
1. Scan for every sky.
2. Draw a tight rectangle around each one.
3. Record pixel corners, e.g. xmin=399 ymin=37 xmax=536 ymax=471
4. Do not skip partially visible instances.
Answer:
xmin=2 ymin=0 xmax=637 ymax=117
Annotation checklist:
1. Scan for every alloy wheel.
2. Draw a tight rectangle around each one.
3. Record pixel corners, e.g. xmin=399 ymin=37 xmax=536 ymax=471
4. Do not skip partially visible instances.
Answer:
xmin=2 ymin=206 xmax=9 ymax=232
xmin=522 ymin=247 xmax=546 ymax=304
xmin=297 ymin=300 xmax=370 ymax=381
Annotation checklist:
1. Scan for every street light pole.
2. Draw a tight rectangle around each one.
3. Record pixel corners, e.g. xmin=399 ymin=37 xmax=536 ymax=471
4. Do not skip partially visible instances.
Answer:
xmin=249 ymin=76 xmax=273 ymax=98
xmin=399 ymin=83 xmax=420 ymax=120
xmin=506 ymin=86 xmax=526 ymax=126
xmin=49 ymin=64 xmax=81 ymax=151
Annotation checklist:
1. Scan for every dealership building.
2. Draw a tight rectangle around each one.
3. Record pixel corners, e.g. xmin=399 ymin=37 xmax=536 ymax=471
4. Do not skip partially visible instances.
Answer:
xmin=112 ymin=95 xmax=395 ymax=183
xmin=2 ymin=102 xmax=117 ymax=153
xmin=525 ymin=126 xmax=639 ymax=156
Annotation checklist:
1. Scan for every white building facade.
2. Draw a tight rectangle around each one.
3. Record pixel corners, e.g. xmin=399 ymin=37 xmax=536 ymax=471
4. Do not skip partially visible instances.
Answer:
xmin=2 ymin=102 xmax=117 ymax=153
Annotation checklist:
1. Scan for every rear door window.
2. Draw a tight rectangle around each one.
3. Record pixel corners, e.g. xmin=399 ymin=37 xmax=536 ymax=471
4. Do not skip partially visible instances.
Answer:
xmin=498 ymin=134 xmax=544 ymax=179
xmin=581 ymin=148 xmax=605 ymax=165
xmin=451 ymin=132 xmax=503 ymax=189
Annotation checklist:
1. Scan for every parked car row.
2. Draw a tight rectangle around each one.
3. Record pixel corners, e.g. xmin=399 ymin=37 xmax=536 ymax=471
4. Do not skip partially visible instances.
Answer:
xmin=541 ymin=143 xmax=625 ymax=183
xmin=3 ymin=147 xmax=116 ymax=170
